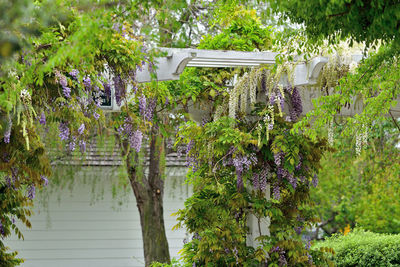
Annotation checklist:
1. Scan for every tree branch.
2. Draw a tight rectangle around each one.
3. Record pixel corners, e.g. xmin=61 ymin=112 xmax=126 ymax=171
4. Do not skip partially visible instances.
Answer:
xmin=389 ymin=110 xmax=400 ymax=132
xmin=328 ymin=11 xmax=349 ymax=18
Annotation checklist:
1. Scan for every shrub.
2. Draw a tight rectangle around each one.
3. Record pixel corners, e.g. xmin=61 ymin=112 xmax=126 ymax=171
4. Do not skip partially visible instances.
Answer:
xmin=314 ymin=229 xmax=400 ymax=266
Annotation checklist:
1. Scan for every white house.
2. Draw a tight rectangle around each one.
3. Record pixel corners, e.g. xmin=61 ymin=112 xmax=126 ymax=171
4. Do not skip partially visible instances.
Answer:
xmin=5 ymin=144 xmax=191 ymax=267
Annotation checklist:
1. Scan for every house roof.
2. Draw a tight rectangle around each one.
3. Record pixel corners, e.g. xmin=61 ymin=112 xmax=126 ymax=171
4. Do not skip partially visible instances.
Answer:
xmin=50 ymin=141 xmax=187 ymax=168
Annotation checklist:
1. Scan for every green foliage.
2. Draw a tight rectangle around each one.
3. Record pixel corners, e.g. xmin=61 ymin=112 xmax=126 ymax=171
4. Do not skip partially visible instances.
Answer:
xmin=293 ymin=43 xmax=400 ymax=141
xmin=150 ymin=258 xmax=183 ymax=267
xmin=314 ymin=229 xmax=400 ymax=267
xmin=269 ymin=0 xmax=400 ymax=47
xmin=312 ymin=119 xmax=400 ymax=235
xmin=199 ymin=7 xmax=273 ymax=51
xmin=267 ymin=0 xmax=400 ymax=143
xmin=173 ymin=6 xmax=273 ymax=116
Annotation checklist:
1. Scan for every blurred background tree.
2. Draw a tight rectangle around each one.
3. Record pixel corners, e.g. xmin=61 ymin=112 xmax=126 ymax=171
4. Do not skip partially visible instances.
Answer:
xmin=312 ymin=119 xmax=400 ymax=238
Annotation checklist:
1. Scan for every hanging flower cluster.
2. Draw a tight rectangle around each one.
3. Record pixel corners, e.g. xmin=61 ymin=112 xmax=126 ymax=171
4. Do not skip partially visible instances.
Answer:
xmin=355 ymin=124 xmax=369 ymax=155
xmin=113 ymin=75 xmax=126 ymax=106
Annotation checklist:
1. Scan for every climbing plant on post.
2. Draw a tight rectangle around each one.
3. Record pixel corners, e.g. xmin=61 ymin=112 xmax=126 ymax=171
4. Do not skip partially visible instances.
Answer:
xmin=171 ymin=8 xmax=334 ymax=266
xmin=175 ymin=82 xmax=333 ymax=266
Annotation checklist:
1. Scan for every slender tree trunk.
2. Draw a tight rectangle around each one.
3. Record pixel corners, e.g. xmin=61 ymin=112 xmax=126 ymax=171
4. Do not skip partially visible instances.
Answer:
xmin=122 ymin=126 xmax=170 ymax=266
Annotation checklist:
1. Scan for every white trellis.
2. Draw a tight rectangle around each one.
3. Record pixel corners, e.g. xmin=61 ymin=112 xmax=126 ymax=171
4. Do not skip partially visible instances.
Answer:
xmin=102 ymin=48 xmax=400 ymax=118
xmin=100 ymin=47 xmax=398 ymax=250
xmin=102 ymin=48 xmax=330 ymax=112
xmin=102 ymin=47 xmax=332 ymax=249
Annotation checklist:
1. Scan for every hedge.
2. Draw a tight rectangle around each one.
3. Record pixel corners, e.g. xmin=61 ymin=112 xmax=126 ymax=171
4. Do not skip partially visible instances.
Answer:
xmin=314 ymin=229 xmax=400 ymax=267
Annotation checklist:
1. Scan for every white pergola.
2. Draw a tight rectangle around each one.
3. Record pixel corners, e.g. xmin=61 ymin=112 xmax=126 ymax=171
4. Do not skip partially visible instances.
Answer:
xmin=117 ymin=48 xmax=397 ymax=118
xmin=101 ymin=47 xmax=399 ymax=248
xmin=110 ymin=48 xmax=331 ymax=248
xmin=135 ymin=48 xmax=328 ymax=86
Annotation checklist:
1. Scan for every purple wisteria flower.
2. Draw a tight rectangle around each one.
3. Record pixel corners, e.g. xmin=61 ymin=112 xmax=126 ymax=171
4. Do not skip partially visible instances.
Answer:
xmin=0 ymin=221 xmax=4 ymax=236
xmin=308 ymin=253 xmax=313 ymax=264
xmin=294 ymin=226 xmax=303 ymax=235
xmin=232 ymin=246 xmax=239 ymax=264
xmin=279 ymin=167 xmax=292 ymax=181
xmin=58 ymin=122 xmax=70 ymax=141
xmin=130 ymin=129 xmax=143 ymax=153
xmin=201 ymin=116 xmax=209 ymax=126
xmin=113 ymin=75 xmax=126 ymax=106
xmin=132 ymin=85 xmax=138 ymax=94
xmin=232 ymin=154 xmax=255 ymax=175
xmin=312 ymin=174 xmax=318 ymax=187
xmin=278 ymin=250 xmax=287 ymax=267
xmin=166 ymin=139 xmax=173 ymax=149
xmin=27 ymin=184 xmax=36 ymax=199
xmin=112 ymin=23 xmax=122 ymax=32
xmin=63 ymin=86 xmax=71 ymax=98
xmin=252 ymin=173 xmax=259 ymax=190
xmin=78 ymin=123 xmax=85 ymax=135
xmin=41 ymin=175 xmax=49 ymax=186
xmin=287 ymin=172 xmax=297 ymax=189
xmin=192 ymin=232 xmax=201 ymax=240
xmin=296 ymin=215 xmax=305 ymax=223
xmin=83 ymin=76 xmax=91 ymax=89
xmin=139 ymin=94 xmax=146 ymax=115
xmin=273 ymin=184 xmax=280 ymax=200
xmin=270 ymin=246 xmax=280 ymax=253
xmin=4 ymin=130 xmax=10 ymax=144
xmin=144 ymin=98 xmax=156 ymax=121
xmin=3 ymin=117 xmax=12 ymax=143
xmin=5 ymin=175 xmax=12 ymax=188
xmin=103 ymin=82 xmax=111 ymax=98
xmin=229 ymin=152 xmax=257 ymax=191
xmin=177 ymin=145 xmax=185 ymax=158
xmin=295 ymin=154 xmax=303 ymax=172
xmin=123 ymin=118 xmax=133 ymax=135
xmin=274 ymin=152 xmax=283 ymax=166
xmin=39 ymin=112 xmax=46 ymax=125
xmin=289 ymin=87 xmax=303 ymax=121
xmin=185 ymin=140 xmax=199 ymax=172
xmin=305 ymin=240 xmax=311 ymax=250
xmin=68 ymin=139 xmax=76 ymax=152
xmin=269 ymin=92 xmax=276 ymax=105
xmin=259 ymin=169 xmax=268 ymax=191
xmin=58 ymin=74 xmax=67 ymax=87
xmin=5 ymin=168 xmax=19 ymax=189
xmin=69 ymin=69 xmax=79 ymax=81
xmin=79 ymin=140 xmax=86 ymax=153
xmin=93 ymin=89 xmax=102 ymax=107
xmin=93 ymin=112 xmax=100 ymax=120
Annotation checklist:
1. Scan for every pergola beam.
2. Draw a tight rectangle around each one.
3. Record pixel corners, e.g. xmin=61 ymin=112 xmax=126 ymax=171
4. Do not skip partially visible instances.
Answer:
xmin=136 ymin=48 xmax=328 ymax=87
xmin=105 ymin=48 xmax=399 ymax=118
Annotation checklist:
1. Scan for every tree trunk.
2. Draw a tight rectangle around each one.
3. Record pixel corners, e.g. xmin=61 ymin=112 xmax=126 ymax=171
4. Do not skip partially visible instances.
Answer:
xmin=136 ymin=188 xmax=170 ymax=265
xmin=122 ymin=126 xmax=171 ymax=266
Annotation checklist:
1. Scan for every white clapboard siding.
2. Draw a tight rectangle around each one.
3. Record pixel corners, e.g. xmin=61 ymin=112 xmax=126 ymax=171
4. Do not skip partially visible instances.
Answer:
xmin=5 ymin=166 xmax=191 ymax=267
